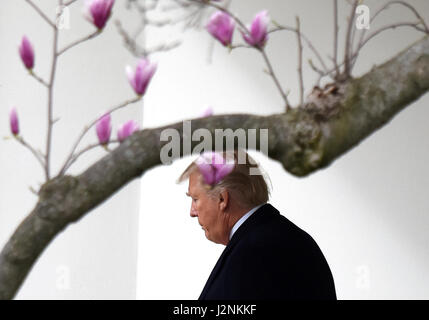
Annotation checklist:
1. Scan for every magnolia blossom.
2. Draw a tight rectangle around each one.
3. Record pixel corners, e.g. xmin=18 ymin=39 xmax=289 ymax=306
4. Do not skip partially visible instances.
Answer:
xmin=196 ymin=151 xmax=235 ymax=186
xmin=83 ymin=0 xmax=115 ymax=30
xmin=9 ymin=107 xmax=19 ymax=136
xmin=242 ymin=10 xmax=270 ymax=48
xmin=206 ymin=11 xmax=235 ymax=46
xmin=117 ymin=120 xmax=139 ymax=142
xmin=96 ymin=113 xmax=111 ymax=145
xmin=126 ymin=58 xmax=157 ymax=96
xmin=19 ymin=36 xmax=34 ymax=70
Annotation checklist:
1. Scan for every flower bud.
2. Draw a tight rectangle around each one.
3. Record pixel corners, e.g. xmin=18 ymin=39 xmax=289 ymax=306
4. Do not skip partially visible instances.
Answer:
xmin=9 ymin=107 xmax=19 ymax=136
xmin=96 ymin=113 xmax=111 ymax=145
xmin=206 ymin=11 xmax=235 ymax=46
xmin=83 ymin=0 xmax=115 ymax=30
xmin=117 ymin=120 xmax=139 ymax=142
xmin=195 ymin=151 xmax=235 ymax=186
xmin=242 ymin=10 xmax=270 ymax=48
xmin=19 ymin=36 xmax=34 ymax=70
xmin=126 ymin=58 xmax=157 ymax=96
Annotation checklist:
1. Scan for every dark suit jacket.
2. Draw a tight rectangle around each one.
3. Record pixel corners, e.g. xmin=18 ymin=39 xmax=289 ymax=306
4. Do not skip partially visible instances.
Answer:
xmin=199 ymin=203 xmax=337 ymax=300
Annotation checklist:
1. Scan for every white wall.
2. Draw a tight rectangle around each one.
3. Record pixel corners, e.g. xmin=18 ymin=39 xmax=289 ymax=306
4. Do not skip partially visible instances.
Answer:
xmin=137 ymin=0 xmax=429 ymax=300
xmin=1 ymin=0 xmax=428 ymax=300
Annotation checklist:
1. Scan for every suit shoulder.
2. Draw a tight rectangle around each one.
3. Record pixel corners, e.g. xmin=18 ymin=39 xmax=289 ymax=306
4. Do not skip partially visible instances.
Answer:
xmin=238 ymin=211 xmax=325 ymax=257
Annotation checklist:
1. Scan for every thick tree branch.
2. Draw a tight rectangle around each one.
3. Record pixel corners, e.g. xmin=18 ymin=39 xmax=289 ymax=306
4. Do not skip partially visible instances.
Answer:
xmin=1 ymin=36 xmax=429 ymax=300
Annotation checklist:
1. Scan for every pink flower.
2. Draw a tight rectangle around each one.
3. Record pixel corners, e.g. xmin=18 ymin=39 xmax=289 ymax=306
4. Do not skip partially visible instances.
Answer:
xmin=201 ymin=106 xmax=214 ymax=117
xmin=126 ymin=58 xmax=157 ymax=96
xmin=83 ymin=0 xmax=115 ymax=30
xmin=9 ymin=107 xmax=19 ymax=136
xmin=19 ymin=36 xmax=34 ymax=70
xmin=242 ymin=10 xmax=270 ymax=48
xmin=117 ymin=120 xmax=139 ymax=142
xmin=96 ymin=113 xmax=111 ymax=145
xmin=206 ymin=11 xmax=235 ymax=46
xmin=196 ymin=151 xmax=235 ymax=185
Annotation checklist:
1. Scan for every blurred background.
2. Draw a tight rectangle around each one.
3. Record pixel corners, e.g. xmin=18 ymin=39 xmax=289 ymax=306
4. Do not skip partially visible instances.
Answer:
xmin=1 ymin=0 xmax=429 ymax=299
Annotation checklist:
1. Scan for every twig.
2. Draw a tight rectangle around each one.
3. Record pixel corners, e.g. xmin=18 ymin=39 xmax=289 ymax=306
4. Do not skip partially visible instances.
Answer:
xmin=373 ymin=1 xmax=429 ymax=33
xmin=260 ymin=48 xmax=290 ymax=112
xmin=131 ymin=0 xmax=148 ymax=44
xmin=15 ymin=136 xmax=46 ymax=171
xmin=115 ymin=20 xmax=145 ymax=57
xmin=24 ymin=0 xmax=56 ymax=29
xmin=343 ymin=0 xmax=359 ymax=78
xmin=58 ymin=96 xmax=142 ymax=176
xmin=187 ymin=0 xmax=249 ymax=34
xmin=29 ymin=70 xmax=49 ymax=87
xmin=57 ymin=30 xmax=101 ymax=56
xmin=333 ymin=0 xmax=340 ymax=78
xmin=45 ymin=3 xmax=62 ymax=181
xmin=269 ymin=25 xmax=329 ymax=75
xmin=115 ymin=4 xmax=184 ymax=58
xmin=145 ymin=41 xmax=182 ymax=56
xmin=349 ymin=0 xmax=429 ymax=73
xmin=230 ymin=44 xmax=252 ymax=50
xmin=63 ymin=0 xmax=79 ymax=6
xmin=324 ymin=22 xmax=426 ymax=80
xmin=295 ymin=16 xmax=304 ymax=107
xmin=354 ymin=22 xmax=424 ymax=55
xmin=61 ymin=140 xmax=120 ymax=173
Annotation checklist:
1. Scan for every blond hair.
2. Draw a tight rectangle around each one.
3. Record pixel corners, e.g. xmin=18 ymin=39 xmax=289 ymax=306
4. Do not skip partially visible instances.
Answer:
xmin=177 ymin=149 xmax=270 ymax=209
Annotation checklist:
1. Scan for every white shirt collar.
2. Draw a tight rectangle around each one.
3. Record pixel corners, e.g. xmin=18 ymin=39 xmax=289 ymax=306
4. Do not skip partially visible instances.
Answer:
xmin=229 ymin=203 xmax=265 ymax=241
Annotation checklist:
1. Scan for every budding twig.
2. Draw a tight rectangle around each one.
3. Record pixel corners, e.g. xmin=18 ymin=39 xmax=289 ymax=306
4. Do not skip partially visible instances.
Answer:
xmin=14 ymin=136 xmax=46 ymax=172
xmin=63 ymin=0 xmax=79 ymax=6
xmin=62 ymin=140 xmax=120 ymax=173
xmin=57 ymin=30 xmax=102 ymax=56
xmin=58 ymin=96 xmax=142 ymax=176
xmin=29 ymin=70 xmax=49 ymax=87
xmin=44 ymin=1 xmax=62 ymax=181
xmin=268 ymin=25 xmax=329 ymax=76
xmin=260 ymin=48 xmax=290 ymax=112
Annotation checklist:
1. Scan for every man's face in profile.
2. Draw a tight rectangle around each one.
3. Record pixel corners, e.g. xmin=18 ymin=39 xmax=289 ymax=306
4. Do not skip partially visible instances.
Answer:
xmin=186 ymin=171 xmax=225 ymax=244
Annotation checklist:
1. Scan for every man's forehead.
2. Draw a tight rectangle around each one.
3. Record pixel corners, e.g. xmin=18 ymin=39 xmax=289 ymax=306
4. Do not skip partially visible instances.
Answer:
xmin=187 ymin=172 xmax=200 ymax=194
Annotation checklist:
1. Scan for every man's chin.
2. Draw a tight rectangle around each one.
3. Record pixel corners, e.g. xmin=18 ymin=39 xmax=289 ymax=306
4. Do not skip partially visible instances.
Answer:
xmin=204 ymin=229 xmax=213 ymax=242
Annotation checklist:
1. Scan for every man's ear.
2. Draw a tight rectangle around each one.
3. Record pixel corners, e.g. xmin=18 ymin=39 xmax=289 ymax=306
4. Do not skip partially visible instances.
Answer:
xmin=219 ymin=189 xmax=229 ymax=212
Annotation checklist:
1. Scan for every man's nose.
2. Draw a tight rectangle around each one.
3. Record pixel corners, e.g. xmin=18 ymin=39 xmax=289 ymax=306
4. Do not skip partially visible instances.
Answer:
xmin=190 ymin=204 xmax=198 ymax=217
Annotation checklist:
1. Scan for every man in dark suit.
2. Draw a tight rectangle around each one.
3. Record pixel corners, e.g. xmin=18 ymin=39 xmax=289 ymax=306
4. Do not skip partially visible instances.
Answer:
xmin=179 ymin=150 xmax=336 ymax=300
